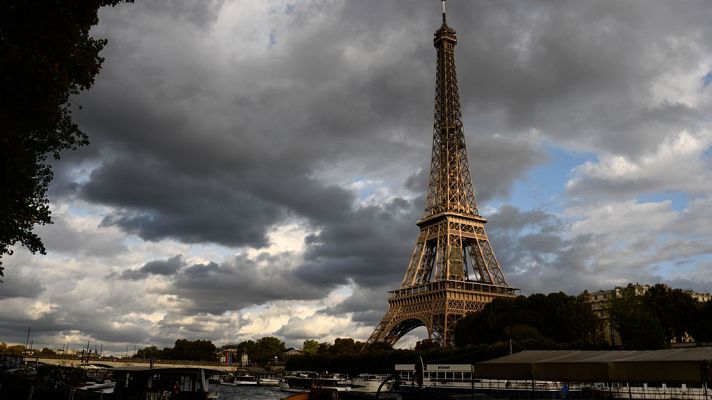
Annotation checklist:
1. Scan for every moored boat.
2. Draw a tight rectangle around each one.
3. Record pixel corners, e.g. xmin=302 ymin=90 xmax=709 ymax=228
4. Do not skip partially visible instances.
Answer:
xmin=112 ymin=366 xmax=219 ymax=399
xmin=280 ymin=371 xmax=351 ymax=393
xmin=350 ymin=373 xmax=392 ymax=393
xmin=257 ymin=372 xmax=280 ymax=386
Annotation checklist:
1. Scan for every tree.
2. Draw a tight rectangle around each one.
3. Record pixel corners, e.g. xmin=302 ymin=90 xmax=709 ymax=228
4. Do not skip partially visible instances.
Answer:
xmin=454 ymin=292 xmax=600 ymax=348
xmin=689 ymin=300 xmax=712 ymax=343
xmin=302 ymin=339 xmax=319 ymax=354
xmin=317 ymin=342 xmax=332 ymax=354
xmin=414 ymin=339 xmax=438 ymax=351
xmin=330 ymin=338 xmax=362 ymax=355
xmin=5 ymin=345 xmax=26 ymax=354
xmin=38 ymin=347 xmax=57 ymax=356
xmin=237 ymin=340 xmax=256 ymax=362
xmin=172 ymin=339 xmax=217 ymax=361
xmin=0 ymin=0 xmax=132 ymax=277
xmin=642 ymin=284 xmax=697 ymax=343
xmin=609 ymin=288 xmax=666 ymax=349
xmin=251 ymin=337 xmax=285 ymax=365
xmin=134 ymin=346 xmax=162 ymax=359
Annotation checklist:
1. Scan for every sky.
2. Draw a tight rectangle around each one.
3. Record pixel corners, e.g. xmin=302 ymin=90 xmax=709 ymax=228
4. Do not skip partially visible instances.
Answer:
xmin=2 ymin=0 xmax=712 ymax=354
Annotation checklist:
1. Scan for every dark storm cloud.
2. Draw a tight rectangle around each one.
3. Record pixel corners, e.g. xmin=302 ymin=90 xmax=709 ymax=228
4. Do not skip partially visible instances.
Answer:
xmin=320 ymin=285 xmax=390 ymax=326
xmin=120 ymin=255 xmax=185 ymax=280
xmin=141 ymin=0 xmax=226 ymax=28
xmin=451 ymin=0 xmax=712 ymax=157
xmin=168 ymin=254 xmax=329 ymax=314
xmin=0 ymin=270 xmax=43 ymax=300
xmin=0 ymin=286 xmax=155 ymax=349
xmin=61 ymin=0 xmax=552 ymax=253
xmin=295 ymin=197 xmax=419 ymax=289
xmin=157 ymin=197 xmax=420 ymax=316
xmin=485 ymin=206 xmax=602 ymax=294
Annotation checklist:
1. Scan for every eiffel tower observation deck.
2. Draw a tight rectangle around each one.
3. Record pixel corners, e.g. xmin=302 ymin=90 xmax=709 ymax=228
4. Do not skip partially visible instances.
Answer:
xmin=365 ymin=1 xmax=517 ymax=348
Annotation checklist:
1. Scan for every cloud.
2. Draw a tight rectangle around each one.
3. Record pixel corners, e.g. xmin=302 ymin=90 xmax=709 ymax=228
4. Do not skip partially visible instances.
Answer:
xmin=0 ymin=270 xmax=44 ymax=300
xmin=120 ymin=255 xmax=185 ymax=280
xmin=567 ymin=130 xmax=712 ymax=202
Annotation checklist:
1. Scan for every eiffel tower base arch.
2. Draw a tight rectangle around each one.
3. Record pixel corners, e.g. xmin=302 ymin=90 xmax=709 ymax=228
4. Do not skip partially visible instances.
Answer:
xmin=366 ymin=280 xmax=514 ymax=347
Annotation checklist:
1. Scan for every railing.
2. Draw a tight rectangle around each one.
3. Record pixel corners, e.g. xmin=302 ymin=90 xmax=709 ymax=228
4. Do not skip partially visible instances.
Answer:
xmin=389 ymin=280 xmax=517 ymax=299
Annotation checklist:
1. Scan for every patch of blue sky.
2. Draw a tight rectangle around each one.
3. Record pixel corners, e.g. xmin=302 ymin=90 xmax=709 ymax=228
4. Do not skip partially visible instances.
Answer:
xmin=702 ymin=143 xmax=712 ymax=160
xmin=66 ymin=203 xmax=105 ymax=218
xmin=284 ymin=3 xmax=296 ymax=14
xmin=121 ymin=236 xmax=144 ymax=250
xmin=703 ymin=69 xmax=712 ymax=87
xmin=655 ymin=253 xmax=711 ymax=280
xmin=185 ymin=243 xmax=236 ymax=261
xmin=636 ymin=191 xmax=689 ymax=212
xmin=349 ymin=176 xmax=378 ymax=202
xmin=268 ymin=30 xmax=277 ymax=47
xmin=505 ymin=144 xmax=596 ymax=214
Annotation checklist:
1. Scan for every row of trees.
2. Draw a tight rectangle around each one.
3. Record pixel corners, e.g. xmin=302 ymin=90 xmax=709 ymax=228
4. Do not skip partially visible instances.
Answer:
xmin=134 ymin=339 xmax=217 ymax=362
xmin=454 ymin=292 xmax=602 ymax=348
xmin=0 ymin=343 xmax=27 ymax=354
xmin=221 ymin=336 xmax=286 ymax=365
xmin=0 ymin=343 xmax=58 ymax=356
xmin=610 ymin=284 xmax=712 ymax=349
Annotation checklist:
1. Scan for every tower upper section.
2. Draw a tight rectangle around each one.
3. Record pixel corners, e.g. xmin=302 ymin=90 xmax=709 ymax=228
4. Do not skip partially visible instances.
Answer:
xmin=423 ymin=0 xmax=480 ymax=220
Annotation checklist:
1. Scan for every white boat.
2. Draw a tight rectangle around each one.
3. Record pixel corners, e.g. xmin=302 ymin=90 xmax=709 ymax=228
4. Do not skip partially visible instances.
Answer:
xmin=350 ymin=373 xmax=392 ymax=393
xmin=77 ymin=380 xmax=116 ymax=394
xmin=234 ymin=373 xmax=258 ymax=385
xmin=396 ymin=363 xmax=581 ymax=396
xmin=220 ymin=373 xmax=258 ymax=386
xmin=257 ymin=372 xmax=280 ymax=386
xmin=280 ymin=372 xmax=351 ymax=393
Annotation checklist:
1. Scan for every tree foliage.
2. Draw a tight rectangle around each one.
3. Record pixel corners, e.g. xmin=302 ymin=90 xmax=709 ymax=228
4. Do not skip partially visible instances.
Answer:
xmin=454 ymin=292 xmax=601 ymax=348
xmin=609 ymin=288 xmax=666 ymax=350
xmin=134 ymin=339 xmax=216 ymax=361
xmin=642 ymin=284 xmax=698 ymax=343
xmin=0 ymin=0 xmax=132 ymax=276
xmin=250 ymin=336 xmax=286 ymax=365
xmin=610 ymin=284 xmax=700 ymax=349
xmin=302 ymin=339 xmax=319 ymax=354
xmin=689 ymin=300 xmax=712 ymax=343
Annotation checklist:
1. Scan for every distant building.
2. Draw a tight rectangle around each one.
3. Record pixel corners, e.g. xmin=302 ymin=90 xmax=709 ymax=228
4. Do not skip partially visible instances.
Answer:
xmin=282 ymin=348 xmax=303 ymax=358
xmin=218 ymin=347 xmax=239 ymax=366
xmin=582 ymin=283 xmax=710 ymax=346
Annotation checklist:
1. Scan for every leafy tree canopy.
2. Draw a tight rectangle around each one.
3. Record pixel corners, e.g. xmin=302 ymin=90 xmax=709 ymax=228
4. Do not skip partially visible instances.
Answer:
xmin=0 ymin=0 xmax=132 ymax=277
xmin=454 ymin=292 xmax=600 ymax=348
xmin=689 ymin=300 xmax=712 ymax=343
xmin=251 ymin=336 xmax=286 ymax=365
xmin=134 ymin=339 xmax=216 ymax=362
xmin=610 ymin=284 xmax=700 ymax=349
xmin=302 ymin=339 xmax=319 ymax=354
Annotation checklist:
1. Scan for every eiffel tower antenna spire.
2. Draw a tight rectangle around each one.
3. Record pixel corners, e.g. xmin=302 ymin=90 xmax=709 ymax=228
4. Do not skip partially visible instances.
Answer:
xmin=364 ymin=1 xmax=517 ymax=348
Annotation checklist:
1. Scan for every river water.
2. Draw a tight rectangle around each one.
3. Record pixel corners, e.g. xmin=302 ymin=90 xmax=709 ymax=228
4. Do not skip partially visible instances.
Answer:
xmin=209 ymin=384 xmax=284 ymax=400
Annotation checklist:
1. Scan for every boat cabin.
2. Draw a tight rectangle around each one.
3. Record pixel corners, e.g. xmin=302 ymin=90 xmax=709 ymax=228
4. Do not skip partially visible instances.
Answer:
xmin=112 ymin=367 xmax=219 ymax=399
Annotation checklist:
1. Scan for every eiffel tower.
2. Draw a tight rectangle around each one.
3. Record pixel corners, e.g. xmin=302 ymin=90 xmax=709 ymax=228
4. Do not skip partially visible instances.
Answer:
xmin=365 ymin=1 xmax=517 ymax=347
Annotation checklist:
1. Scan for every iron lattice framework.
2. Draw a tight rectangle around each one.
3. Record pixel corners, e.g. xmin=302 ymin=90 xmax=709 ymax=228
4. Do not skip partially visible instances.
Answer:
xmin=366 ymin=1 xmax=517 ymax=347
